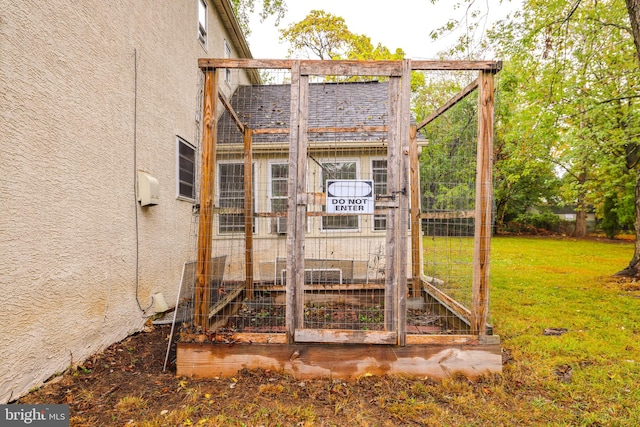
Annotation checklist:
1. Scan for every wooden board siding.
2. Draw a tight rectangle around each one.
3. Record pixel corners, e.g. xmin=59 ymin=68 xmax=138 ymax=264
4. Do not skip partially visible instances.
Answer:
xmin=177 ymin=342 xmax=502 ymax=379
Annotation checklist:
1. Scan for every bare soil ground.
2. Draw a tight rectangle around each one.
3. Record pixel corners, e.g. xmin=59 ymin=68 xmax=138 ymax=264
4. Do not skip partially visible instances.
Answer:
xmin=16 ymin=323 xmax=495 ymax=426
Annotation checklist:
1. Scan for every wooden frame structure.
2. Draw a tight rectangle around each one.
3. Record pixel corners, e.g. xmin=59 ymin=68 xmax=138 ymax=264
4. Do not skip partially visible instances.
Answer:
xmin=181 ymin=59 xmax=502 ymax=379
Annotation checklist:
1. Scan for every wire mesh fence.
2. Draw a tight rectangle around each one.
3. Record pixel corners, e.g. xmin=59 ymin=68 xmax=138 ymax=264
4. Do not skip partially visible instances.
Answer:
xmin=168 ymin=61 xmax=493 ymax=347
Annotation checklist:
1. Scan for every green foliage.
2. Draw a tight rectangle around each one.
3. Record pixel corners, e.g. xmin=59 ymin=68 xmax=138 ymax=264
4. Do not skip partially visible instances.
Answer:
xmin=278 ymin=10 xmax=405 ymax=61
xmin=513 ymin=211 xmax=562 ymax=232
xmin=229 ymin=0 xmax=287 ymax=37
xmin=601 ymin=195 xmax=621 ymax=239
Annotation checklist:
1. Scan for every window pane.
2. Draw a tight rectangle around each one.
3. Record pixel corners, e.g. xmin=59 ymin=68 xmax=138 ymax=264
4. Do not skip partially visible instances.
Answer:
xmin=178 ymin=139 xmax=195 ymax=199
xmin=372 ymin=160 xmax=387 ymax=230
xmin=219 ymin=163 xmax=254 ymax=233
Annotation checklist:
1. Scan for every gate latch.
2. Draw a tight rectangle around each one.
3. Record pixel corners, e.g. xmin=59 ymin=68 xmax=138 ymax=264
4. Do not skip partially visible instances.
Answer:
xmin=375 ymin=188 xmax=406 ymax=202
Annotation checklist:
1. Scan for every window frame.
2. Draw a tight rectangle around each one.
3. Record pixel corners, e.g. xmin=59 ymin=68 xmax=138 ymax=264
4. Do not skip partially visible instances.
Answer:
xmin=371 ymin=158 xmax=388 ymax=231
xmin=176 ymin=136 xmax=196 ymax=201
xmin=197 ymin=0 xmax=208 ymax=49
xmin=217 ymin=161 xmax=256 ymax=235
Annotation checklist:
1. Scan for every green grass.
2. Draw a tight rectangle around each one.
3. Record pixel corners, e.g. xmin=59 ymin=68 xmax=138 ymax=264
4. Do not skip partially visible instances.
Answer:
xmin=488 ymin=236 xmax=640 ymax=426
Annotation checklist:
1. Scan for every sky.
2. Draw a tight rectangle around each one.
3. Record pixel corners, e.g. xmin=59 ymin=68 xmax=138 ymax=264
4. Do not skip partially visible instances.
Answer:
xmin=247 ymin=0 xmax=522 ymax=59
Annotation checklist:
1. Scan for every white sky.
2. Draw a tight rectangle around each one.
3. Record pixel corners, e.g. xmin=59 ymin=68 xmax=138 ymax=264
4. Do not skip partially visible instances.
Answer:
xmin=247 ymin=0 xmax=521 ymax=59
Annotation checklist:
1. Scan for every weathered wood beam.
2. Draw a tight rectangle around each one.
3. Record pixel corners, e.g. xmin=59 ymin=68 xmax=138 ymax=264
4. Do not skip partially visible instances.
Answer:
xmin=417 ymin=79 xmax=479 ymax=130
xmin=294 ymin=329 xmax=397 ymax=345
xmin=251 ymin=125 xmax=388 ymax=135
xmin=471 ymin=70 xmax=495 ymax=336
xmin=243 ymin=128 xmax=254 ymax=301
xmin=218 ymin=92 xmax=244 ymax=133
xmin=176 ymin=342 xmax=503 ymax=379
xmin=195 ymin=70 xmax=218 ymax=330
xmin=198 ymin=58 xmax=503 ymax=73
xmin=410 ymin=125 xmax=422 ymax=298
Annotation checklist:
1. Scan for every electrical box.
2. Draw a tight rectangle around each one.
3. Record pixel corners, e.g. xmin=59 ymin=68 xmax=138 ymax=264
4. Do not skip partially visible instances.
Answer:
xmin=137 ymin=171 xmax=159 ymax=206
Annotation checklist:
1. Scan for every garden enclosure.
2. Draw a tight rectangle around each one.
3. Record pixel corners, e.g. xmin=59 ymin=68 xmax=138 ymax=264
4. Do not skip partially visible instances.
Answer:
xmin=172 ymin=59 xmax=502 ymax=378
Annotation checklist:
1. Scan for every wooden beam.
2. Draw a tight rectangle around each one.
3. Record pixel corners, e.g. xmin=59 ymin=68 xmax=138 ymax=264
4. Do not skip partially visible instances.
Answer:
xmin=294 ymin=73 xmax=309 ymax=335
xmin=285 ymin=61 xmax=303 ymax=343
xmin=471 ymin=70 xmax=495 ymax=336
xmin=218 ymin=92 xmax=244 ymax=133
xmin=397 ymin=59 xmax=412 ymax=345
xmin=417 ymin=79 xmax=479 ymax=130
xmin=195 ymin=70 xmax=218 ymax=330
xmin=410 ymin=125 xmax=422 ymax=298
xmin=176 ymin=342 xmax=502 ymax=379
xmin=243 ymin=128 xmax=254 ymax=301
xmin=294 ymin=329 xmax=397 ymax=345
xmin=198 ymin=58 xmax=503 ymax=73
xmin=251 ymin=125 xmax=388 ymax=135
xmin=385 ymin=75 xmax=400 ymax=334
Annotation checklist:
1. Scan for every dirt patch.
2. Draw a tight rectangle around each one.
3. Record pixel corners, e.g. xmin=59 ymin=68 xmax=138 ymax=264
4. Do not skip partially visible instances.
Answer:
xmin=16 ymin=322 xmax=487 ymax=426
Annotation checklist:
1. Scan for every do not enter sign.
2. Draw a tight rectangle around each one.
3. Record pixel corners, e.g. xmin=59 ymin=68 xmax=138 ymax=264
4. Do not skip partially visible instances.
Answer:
xmin=325 ymin=180 xmax=374 ymax=214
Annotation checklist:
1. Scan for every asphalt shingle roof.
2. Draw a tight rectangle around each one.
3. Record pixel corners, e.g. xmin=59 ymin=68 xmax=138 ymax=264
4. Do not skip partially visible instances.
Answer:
xmin=217 ymin=80 xmax=392 ymax=144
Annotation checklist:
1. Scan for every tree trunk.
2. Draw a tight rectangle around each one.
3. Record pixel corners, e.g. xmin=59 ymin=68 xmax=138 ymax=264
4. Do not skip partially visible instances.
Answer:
xmin=618 ymin=0 xmax=640 ymax=277
xmin=616 ymin=169 xmax=640 ymax=277
xmin=573 ymin=169 xmax=588 ymax=238
xmin=626 ymin=0 xmax=640 ymax=68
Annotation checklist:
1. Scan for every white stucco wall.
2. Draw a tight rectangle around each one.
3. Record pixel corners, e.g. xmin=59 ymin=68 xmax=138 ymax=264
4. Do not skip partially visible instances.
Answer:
xmin=0 ymin=0 xmax=250 ymax=403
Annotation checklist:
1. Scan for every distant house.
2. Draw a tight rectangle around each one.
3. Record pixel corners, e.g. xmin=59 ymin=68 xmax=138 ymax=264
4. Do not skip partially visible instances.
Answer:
xmin=0 ymin=0 xmax=255 ymax=403
xmin=211 ymin=81 xmax=421 ymax=283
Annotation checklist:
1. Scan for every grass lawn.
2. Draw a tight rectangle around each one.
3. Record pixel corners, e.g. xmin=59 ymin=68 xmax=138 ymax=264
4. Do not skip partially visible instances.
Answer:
xmin=487 ymin=236 xmax=640 ymax=426
xmin=18 ymin=236 xmax=640 ymax=426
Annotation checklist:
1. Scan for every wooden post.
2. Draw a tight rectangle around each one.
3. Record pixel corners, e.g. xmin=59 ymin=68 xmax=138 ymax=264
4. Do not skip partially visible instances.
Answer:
xmin=195 ymin=69 xmax=219 ymax=329
xmin=471 ymin=70 xmax=495 ymax=336
xmin=244 ymin=128 xmax=254 ymax=301
xmin=396 ymin=59 xmax=411 ymax=345
xmin=286 ymin=61 xmax=307 ymax=343
xmin=410 ymin=125 xmax=422 ymax=298
xmin=385 ymin=76 xmax=400 ymax=335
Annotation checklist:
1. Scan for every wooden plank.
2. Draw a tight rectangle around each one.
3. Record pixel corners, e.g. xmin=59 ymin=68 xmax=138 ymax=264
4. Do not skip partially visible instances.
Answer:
xmin=294 ymin=73 xmax=309 ymax=333
xmin=422 ymin=276 xmax=472 ymax=324
xmin=252 ymin=126 xmax=388 ymax=135
xmin=294 ymin=329 xmax=397 ymax=345
xmin=208 ymin=286 xmax=243 ymax=319
xmin=195 ymin=70 xmax=218 ymax=329
xmin=176 ymin=342 xmax=502 ymax=379
xmin=285 ymin=61 xmax=300 ymax=343
xmin=410 ymin=125 xmax=422 ymax=298
xmin=385 ymin=75 xmax=400 ymax=333
xmin=198 ymin=58 xmax=503 ymax=73
xmin=417 ymin=79 xmax=479 ymax=130
xmin=471 ymin=70 xmax=495 ymax=336
xmin=243 ymin=128 xmax=254 ymax=301
xmin=218 ymin=92 xmax=244 ymax=133
xmin=234 ymin=333 xmax=288 ymax=344
xmin=405 ymin=335 xmax=480 ymax=345
xmin=411 ymin=60 xmax=502 ymax=71
xmin=420 ymin=210 xmax=475 ymax=219
xmin=397 ymin=59 xmax=412 ymax=345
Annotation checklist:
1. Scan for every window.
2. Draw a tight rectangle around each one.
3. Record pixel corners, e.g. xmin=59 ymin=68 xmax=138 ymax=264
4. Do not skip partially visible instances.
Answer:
xmin=372 ymin=159 xmax=387 ymax=230
xmin=198 ymin=0 xmax=207 ymax=46
xmin=270 ymin=163 xmax=288 ymax=232
xmin=218 ymin=163 xmax=255 ymax=233
xmin=177 ymin=137 xmax=196 ymax=200
xmin=224 ymin=40 xmax=232 ymax=84
xmin=321 ymin=161 xmax=358 ymax=230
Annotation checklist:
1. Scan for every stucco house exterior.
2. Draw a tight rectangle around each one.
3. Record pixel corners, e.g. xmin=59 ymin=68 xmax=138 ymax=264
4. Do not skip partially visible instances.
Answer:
xmin=0 ymin=0 xmax=255 ymax=403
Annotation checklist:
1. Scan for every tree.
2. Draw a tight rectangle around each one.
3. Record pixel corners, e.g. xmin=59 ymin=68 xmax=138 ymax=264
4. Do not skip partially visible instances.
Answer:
xmin=279 ymin=10 xmax=353 ymax=59
xmin=618 ymin=0 xmax=640 ymax=276
xmin=229 ymin=0 xmax=287 ymax=37
xmin=279 ymin=10 xmax=406 ymax=61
